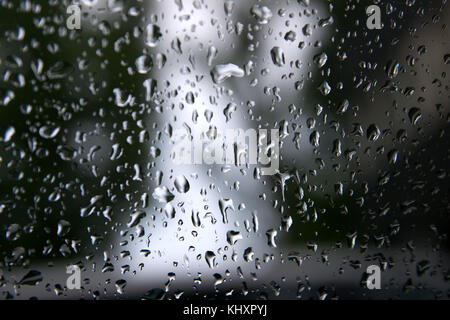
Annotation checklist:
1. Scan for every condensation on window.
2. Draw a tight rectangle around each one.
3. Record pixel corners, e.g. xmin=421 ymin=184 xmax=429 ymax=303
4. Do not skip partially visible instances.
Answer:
xmin=0 ymin=0 xmax=449 ymax=300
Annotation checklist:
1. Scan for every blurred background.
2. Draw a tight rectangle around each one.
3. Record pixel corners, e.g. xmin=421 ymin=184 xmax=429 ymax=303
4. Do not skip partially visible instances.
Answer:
xmin=0 ymin=0 xmax=448 ymax=299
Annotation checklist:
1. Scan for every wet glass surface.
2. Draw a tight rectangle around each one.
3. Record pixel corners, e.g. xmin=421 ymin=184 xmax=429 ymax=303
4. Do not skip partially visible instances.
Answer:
xmin=0 ymin=0 xmax=449 ymax=299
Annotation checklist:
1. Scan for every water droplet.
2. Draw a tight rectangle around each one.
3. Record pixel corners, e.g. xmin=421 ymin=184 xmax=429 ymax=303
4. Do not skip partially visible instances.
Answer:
xmin=367 ymin=124 xmax=381 ymax=141
xmin=211 ymin=63 xmax=244 ymax=84
xmin=127 ymin=210 xmax=146 ymax=228
xmin=145 ymin=24 xmax=162 ymax=47
xmin=408 ymin=107 xmax=422 ymax=125
xmin=266 ymin=229 xmax=278 ymax=248
xmin=313 ymin=52 xmax=328 ymax=68
xmin=152 ymin=187 xmax=174 ymax=203
xmin=174 ymin=175 xmax=190 ymax=193
xmin=226 ymin=230 xmax=242 ymax=245
xmin=205 ymin=251 xmax=216 ymax=268
xmin=270 ymin=46 xmax=285 ymax=67
xmin=3 ymin=126 xmax=15 ymax=142
xmin=218 ymin=199 xmax=234 ymax=224
xmin=135 ymin=54 xmax=153 ymax=74
xmin=318 ymin=81 xmax=331 ymax=95
xmin=115 ymin=279 xmax=127 ymax=294
xmin=57 ymin=220 xmax=71 ymax=237
xmin=250 ymin=4 xmax=272 ymax=24
xmin=386 ymin=60 xmax=400 ymax=78
xmin=39 ymin=125 xmax=60 ymax=139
